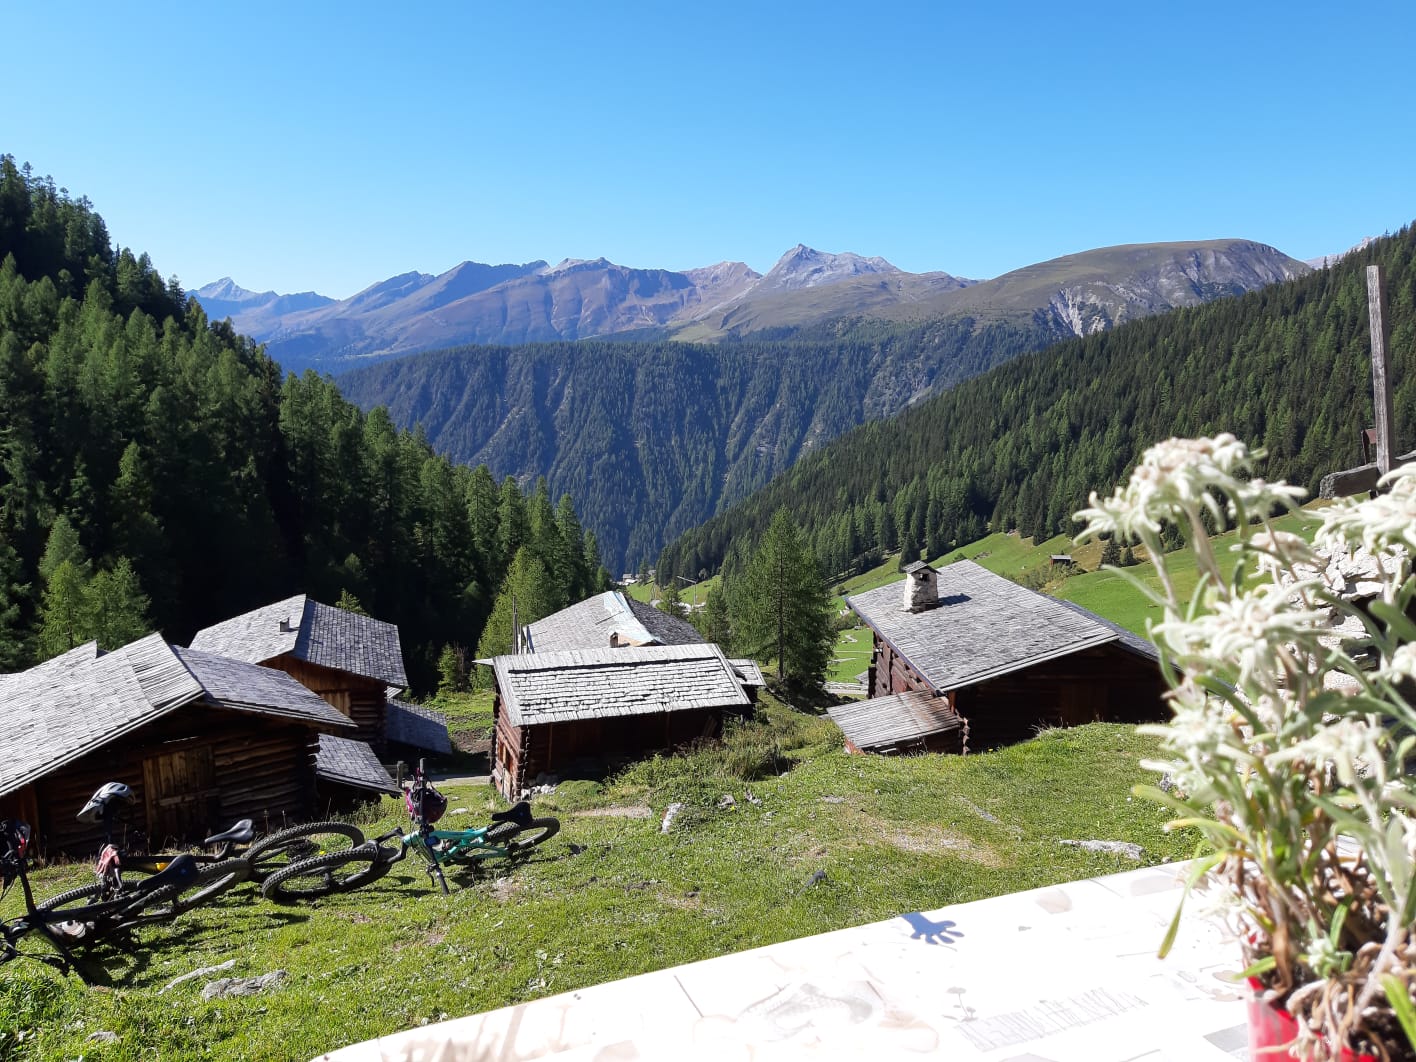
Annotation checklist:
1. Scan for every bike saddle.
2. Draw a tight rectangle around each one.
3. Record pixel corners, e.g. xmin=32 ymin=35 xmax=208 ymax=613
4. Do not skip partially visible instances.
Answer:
xmin=490 ymin=801 xmax=532 ymax=826
xmin=134 ymin=853 xmax=199 ymax=896
xmin=204 ymin=820 xmax=254 ymax=846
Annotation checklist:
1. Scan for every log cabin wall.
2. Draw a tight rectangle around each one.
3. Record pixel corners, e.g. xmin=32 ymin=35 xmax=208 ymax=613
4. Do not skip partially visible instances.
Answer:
xmin=24 ymin=709 xmax=317 ymax=856
xmin=495 ymin=707 xmax=736 ymax=799
xmin=868 ymin=635 xmax=934 ymax=699
xmin=952 ymin=644 xmax=1169 ymax=752
xmin=269 ymin=655 xmax=387 ymax=752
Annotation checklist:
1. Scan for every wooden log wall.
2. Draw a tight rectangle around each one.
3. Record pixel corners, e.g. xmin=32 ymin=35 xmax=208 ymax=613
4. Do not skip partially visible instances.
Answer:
xmin=868 ymin=634 xmax=934 ymax=699
xmin=271 ymin=655 xmax=387 ymax=752
xmin=953 ymin=644 xmax=1168 ymax=752
xmin=25 ymin=708 xmax=318 ymax=856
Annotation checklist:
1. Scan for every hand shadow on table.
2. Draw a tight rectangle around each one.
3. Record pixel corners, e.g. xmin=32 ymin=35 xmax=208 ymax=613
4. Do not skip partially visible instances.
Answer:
xmin=899 ymin=912 xmax=964 ymax=945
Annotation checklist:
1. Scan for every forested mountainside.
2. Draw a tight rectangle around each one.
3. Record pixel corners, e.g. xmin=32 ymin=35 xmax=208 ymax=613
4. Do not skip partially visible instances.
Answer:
xmin=0 ymin=156 xmax=602 ymax=689
xmin=656 ymin=225 xmax=1416 ymax=583
xmin=337 ymin=315 xmax=1042 ymax=573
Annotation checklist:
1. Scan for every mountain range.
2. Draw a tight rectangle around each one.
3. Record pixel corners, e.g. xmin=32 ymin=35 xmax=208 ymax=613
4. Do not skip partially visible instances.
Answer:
xmin=195 ymin=239 xmax=1307 ymax=375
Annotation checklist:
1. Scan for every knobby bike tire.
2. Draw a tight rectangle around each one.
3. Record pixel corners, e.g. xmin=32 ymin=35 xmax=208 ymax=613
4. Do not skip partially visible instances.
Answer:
xmin=507 ymin=817 xmax=560 ymax=856
xmin=242 ymin=822 xmax=365 ymax=882
xmin=32 ymin=881 xmax=183 ymax=945
xmin=144 ymin=858 xmax=252 ymax=917
xmin=260 ymin=843 xmax=388 ymax=904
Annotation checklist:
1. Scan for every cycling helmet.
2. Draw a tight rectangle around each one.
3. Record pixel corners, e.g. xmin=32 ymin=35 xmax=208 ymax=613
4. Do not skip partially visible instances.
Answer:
xmin=77 ymin=782 xmax=136 ymax=824
xmin=404 ymin=781 xmax=447 ymax=825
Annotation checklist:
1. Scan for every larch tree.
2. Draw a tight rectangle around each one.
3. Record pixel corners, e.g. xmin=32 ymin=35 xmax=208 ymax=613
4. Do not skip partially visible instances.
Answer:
xmin=729 ymin=508 xmax=833 ymax=689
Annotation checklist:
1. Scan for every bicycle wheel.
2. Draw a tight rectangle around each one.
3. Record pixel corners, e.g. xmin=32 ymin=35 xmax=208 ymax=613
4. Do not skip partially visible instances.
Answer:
xmin=260 ymin=843 xmax=387 ymax=904
xmin=144 ymin=858 xmax=252 ymax=917
xmin=243 ymin=822 xmax=365 ymax=882
xmin=34 ymin=881 xmax=179 ymax=944
xmin=506 ymin=817 xmax=560 ymax=856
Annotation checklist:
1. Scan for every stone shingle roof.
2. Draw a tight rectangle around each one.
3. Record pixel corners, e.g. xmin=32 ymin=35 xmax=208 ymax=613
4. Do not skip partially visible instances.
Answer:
xmin=524 ymin=592 xmax=704 ymax=653
xmin=173 ymin=647 xmax=355 ymax=732
xmin=492 ymin=644 xmax=750 ymax=727
xmin=384 ymin=698 xmax=451 ymax=755
xmin=190 ymin=595 xmax=408 ymax=687
xmin=827 ymin=690 xmax=964 ymax=752
xmin=845 ymin=560 xmax=1157 ymax=693
xmin=0 ymin=641 xmax=101 ymax=698
xmin=315 ymin=735 xmax=399 ymax=794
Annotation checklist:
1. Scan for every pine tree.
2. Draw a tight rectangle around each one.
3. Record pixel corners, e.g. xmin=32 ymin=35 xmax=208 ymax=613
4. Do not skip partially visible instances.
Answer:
xmin=473 ymin=548 xmax=558 ymax=674
xmin=1099 ymin=536 xmax=1122 ymax=568
xmin=37 ymin=558 xmax=89 ymax=658
xmin=729 ymin=509 xmax=833 ymax=688
xmin=695 ymin=585 xmax=732 ymax=648
xmin=657 ymin=577 xmax=683 ymax=616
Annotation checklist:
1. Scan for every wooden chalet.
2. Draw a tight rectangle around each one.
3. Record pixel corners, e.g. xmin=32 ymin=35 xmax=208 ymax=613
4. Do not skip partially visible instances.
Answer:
xmin=827 ymin=690 xmax=966 ymax=755
xmin=0 ymin=635 xmax=355 ymax=854
xmin=487 ymin=644 xmax=752 ymax=798
xmin=188 ymin=594 xmax=445 ymax=756
xmin=522 ymin=590 xmax=704 ymax=652
xmin=845 ymin=560 xmax=1168 ymax=752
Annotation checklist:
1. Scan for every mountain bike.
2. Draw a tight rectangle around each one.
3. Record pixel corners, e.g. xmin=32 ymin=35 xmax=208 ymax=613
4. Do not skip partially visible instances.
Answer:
xmin=0 ymin=819 xmax=200 ymax=978
xmin=260 ymin=762 xmax=559 ymax=901
xmin=50 ymin=782 xmax=368 ymax=917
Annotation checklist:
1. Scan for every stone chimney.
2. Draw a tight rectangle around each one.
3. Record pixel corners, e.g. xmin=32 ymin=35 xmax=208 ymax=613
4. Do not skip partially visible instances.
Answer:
xmin=902 ymin=561 xmax=939 ymax=613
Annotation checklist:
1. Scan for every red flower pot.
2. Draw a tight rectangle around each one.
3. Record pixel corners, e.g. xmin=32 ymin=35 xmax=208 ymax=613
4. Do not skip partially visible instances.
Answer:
xmin=1247 ymin=979 xmax=1377 ymax=1061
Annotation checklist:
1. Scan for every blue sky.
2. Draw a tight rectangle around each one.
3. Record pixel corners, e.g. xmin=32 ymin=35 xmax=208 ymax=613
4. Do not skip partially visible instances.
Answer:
xmin=6 ymin=1 xmax=1414 ymax=298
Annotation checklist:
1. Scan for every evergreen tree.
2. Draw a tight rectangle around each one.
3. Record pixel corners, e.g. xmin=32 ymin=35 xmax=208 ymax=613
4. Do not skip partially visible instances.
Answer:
xmin=473 ymin=548 xmax=557 ymax=672
xmin=336 ymin=589 xmax=369 ymax=616
xmin=657 ymin=577 xmax=683 ymax=616
xmin=37 ymin=558 xmax=89 ymax=657
xmin=729 ymin=509 xmax=833 ymax=688
xmin=695 ymin=585 xmax=732 ymax=648
xmin=84 ymin=557 xmax=150 ymax=650
xmin=1099 ymin=536 xmax=1122 ymax=568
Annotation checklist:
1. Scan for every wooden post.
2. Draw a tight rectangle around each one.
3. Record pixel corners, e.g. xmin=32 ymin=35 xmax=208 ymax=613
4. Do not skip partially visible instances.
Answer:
xmin=1367 ymin=265 xmax=1395 ymax=474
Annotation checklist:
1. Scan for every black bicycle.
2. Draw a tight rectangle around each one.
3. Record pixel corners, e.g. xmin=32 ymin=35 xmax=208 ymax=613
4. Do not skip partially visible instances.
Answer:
xmin=0 ymin=819 xmax=200 ymax=978
xmin=46 ymin=783 xmax=370 ymax=918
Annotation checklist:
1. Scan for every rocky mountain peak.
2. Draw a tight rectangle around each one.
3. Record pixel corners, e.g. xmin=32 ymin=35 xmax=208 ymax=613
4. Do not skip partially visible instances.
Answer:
xmin=760 ymin=245 xmax=901 ymax=292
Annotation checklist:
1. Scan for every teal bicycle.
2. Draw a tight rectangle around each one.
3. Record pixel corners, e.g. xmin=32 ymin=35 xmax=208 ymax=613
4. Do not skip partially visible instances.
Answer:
xmin=259 ymin=761 xmax=559 ymax=900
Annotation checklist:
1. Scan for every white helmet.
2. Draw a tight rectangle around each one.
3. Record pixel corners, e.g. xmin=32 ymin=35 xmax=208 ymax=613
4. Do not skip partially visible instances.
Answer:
xmin=76 ymin=782 xmax=136 ymax=824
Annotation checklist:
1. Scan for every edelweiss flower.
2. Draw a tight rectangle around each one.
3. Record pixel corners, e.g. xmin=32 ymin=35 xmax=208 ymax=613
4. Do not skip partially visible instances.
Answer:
xmin=1380 ymin=643 xmax=1416 ymax=684
xmin=1266 ymin=716 xmax=1386 ymax=788
xmin=1153 ymin=581 xmax=1330 ymax=694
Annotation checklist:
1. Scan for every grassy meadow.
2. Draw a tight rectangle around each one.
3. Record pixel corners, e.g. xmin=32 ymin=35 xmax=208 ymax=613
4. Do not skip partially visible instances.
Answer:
xmin=0 ymin=698 xmax=1189 ymax=1061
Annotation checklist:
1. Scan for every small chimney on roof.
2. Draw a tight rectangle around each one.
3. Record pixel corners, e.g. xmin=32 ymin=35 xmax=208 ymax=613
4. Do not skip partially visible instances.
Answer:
xmin=902 ymin=561 xmax=939 ymax=612
xmin=278 ymin=617 xmax=292 ymax=633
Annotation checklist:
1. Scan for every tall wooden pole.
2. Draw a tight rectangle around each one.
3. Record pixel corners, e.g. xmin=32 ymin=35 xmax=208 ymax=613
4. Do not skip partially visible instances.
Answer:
xmin=1367 ymin=265 xmax=1395 ymax=474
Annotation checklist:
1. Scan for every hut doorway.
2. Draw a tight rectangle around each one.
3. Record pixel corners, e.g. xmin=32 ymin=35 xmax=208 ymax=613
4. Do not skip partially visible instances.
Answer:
xmin=142 ymin=743 xmax=216 ymax=844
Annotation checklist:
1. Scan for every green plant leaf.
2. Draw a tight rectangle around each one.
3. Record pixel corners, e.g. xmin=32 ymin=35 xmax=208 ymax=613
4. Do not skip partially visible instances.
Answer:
xmin=1382 ymin=975 xmax=1416 ymax=1053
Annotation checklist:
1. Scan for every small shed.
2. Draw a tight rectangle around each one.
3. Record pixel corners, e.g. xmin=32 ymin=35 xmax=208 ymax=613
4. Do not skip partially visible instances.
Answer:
xmin=846 ymin=560 xmax=1168 ymax=752
xmin=189 ymin=594 xmax=422 ymax=754
xmin=384 ymin=697 xmax=453 ymax=758
xmin=523 ymin=591 xmax=704 ymax=652
xmin=827 ymin=690 xmax=967 ymax=755
xmin=728 ymin=658 xmax=767 ymax=702
xmin=315 ymin=735 xmax=400 ymax=811
xmin=488 ymin=644 xmax=752 ymax=798
xmin=0 ymin=634 xmax=356 ymax=853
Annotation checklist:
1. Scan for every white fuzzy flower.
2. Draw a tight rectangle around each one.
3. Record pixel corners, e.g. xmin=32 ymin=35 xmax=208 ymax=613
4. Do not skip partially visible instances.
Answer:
xmin=1316 ymin=462 xmax=1416 ymax=560
xmin=1265 ymin=716 xmax=1386 ymax=788
xmin=1154 ymin=581 xmax=1330 ymax=694
xmin=1245 ymin=530 xmax=1321 ymax=580
xmin=1380 ymin=643 xmax=1416 ymax=684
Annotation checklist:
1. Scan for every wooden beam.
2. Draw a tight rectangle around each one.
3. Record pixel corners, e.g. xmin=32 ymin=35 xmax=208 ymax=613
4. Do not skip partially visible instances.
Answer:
xmin=1320 ymin=463 xmax=1381 ymax=499
xmin=1367 ymin=265 xmax=1396 ymax=474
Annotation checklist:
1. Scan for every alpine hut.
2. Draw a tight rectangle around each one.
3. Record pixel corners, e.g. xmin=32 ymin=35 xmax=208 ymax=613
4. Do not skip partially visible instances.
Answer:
xmin=845 ymin=560 xmax=1168 ymax=752
xmin=487 ymin=643 xmax=752 ymax=798
xmin=0 ymin=634 xmax=357 ymax=854
xmin=522 ymin=591 xmax=703 ymax=652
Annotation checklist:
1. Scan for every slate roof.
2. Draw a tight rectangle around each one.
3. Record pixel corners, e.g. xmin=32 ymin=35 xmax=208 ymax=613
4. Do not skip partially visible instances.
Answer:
xmin=384 ymin=698 xmax=452 ymax=755
xmin=173 ymin=647 xmax=355 ymax=732
xmin=524 ymin=591 xmax=704 ymax=653
xmin=189 ymin=594 xmax=408 ymax=687
xmin=492 ymin=643 xmax=750 ymax=727
xmin=0 ymin=634 xmax=361 ymax=798
xmin=827 ymin=691 xmax=965 ymax=751
xmin=728 ymin=658 xmax=767 ymax=688
xmin=845 ymin=560 xmax=1158 ymax=693
xmin=315 ymin=735 xmax=399 ymax=794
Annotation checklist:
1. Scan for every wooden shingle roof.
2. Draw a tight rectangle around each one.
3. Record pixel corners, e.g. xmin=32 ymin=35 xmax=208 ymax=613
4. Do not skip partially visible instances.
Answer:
xmin=0 ymin=634 xmax=362 ymax=798
xmin=173 ymin=647 xmax=355 ymax=732
xmin=846 ymin=560 xmax=1157 ymax=693
xmin=492 ymin=644 xmax=750 ymax=727
xmin=384 ymin=698 xmax=452 ymax=755
xmin=315 ymin=735 xmax=399 ymax=794
xmin=524 ymin=591 xmax=704 ymax=653
xmin=728 ymin=658 xmax=767 ymax=688
xmin=189 ymin=595 xmax=408 ymax=688
xmin=827 ymin=691 xmax=964 ymax=751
